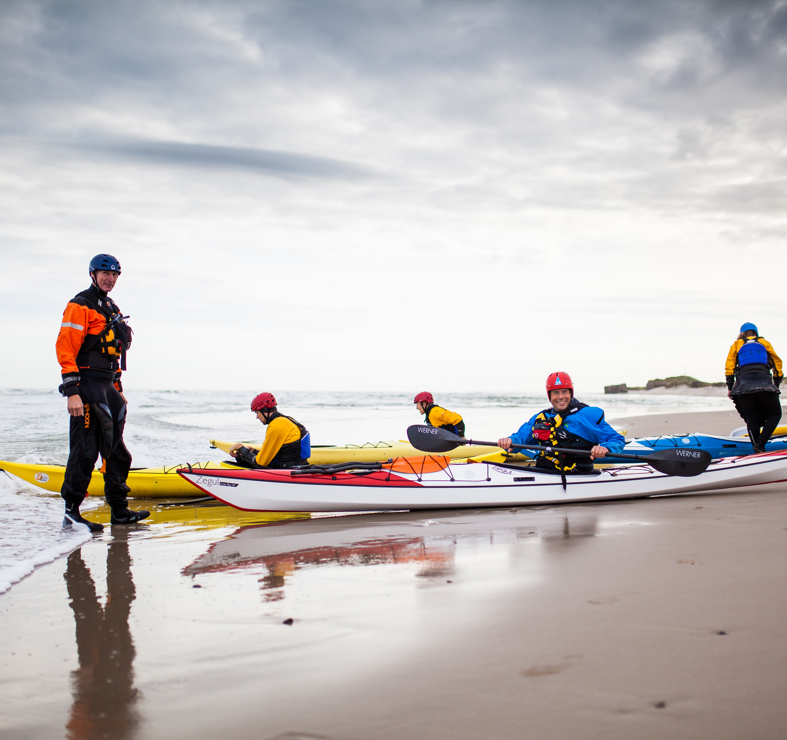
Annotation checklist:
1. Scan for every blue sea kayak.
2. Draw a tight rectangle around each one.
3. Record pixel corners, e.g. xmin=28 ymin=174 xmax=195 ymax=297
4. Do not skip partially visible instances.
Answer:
xmin=609 ymin=433 xmax=787 ymax=463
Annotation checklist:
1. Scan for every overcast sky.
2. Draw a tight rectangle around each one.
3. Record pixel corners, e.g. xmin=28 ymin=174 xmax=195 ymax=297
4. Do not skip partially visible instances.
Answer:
xmin=2 ymin=0 xmax=787 ymax=394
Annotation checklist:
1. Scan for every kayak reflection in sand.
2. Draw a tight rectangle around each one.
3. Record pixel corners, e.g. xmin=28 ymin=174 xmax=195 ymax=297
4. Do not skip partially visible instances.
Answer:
xmin=64 ymin=534 xmax=140 ymax=740
xmin=182 ymin=510 xmax=599 ymax=598
xmin=185 ymin=520 xmax=453 ymax=600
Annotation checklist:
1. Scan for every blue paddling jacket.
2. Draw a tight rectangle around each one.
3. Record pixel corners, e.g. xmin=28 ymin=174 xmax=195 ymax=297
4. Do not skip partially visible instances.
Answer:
xmin=510 ymin=399 xmax=625 ymax=473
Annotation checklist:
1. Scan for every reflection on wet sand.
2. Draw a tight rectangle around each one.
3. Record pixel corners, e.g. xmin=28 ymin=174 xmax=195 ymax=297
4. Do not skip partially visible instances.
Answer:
xmin=183 ymin=508 xmax=600 ymax=597
xmin=64 ymin=533 xmax=139 ymax=740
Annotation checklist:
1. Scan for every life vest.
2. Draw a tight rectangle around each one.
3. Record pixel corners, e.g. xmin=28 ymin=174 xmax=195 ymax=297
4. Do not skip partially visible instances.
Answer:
xmin=531 ymin=401 xmax=594 ymax=473
xmin=73 ymin=288 xmax=133 ymax=374
xmin=737 ymin=338 xmax=769 ymax=369
xmin=424 ymin=404 xmax=466 ymax=437
xmin=268 ymin=413 xmax=311 ymax=468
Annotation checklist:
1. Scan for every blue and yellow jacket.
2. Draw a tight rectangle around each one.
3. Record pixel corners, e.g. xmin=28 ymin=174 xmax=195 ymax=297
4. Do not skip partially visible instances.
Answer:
xmin=510 ymin=401 xmax=625 ymax=455
xmin=725 ymin=337 xmax=782 ymax=393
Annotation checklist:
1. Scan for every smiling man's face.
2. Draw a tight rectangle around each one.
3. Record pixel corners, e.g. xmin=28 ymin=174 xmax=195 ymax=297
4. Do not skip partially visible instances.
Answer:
xmin=549 ymin=388 xmax=572 ymax=411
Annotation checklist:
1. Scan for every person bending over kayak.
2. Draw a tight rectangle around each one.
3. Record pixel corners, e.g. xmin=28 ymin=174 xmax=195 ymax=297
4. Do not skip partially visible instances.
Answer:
xmin=497 ymin=372 xmax=624 ymax=474
xmin=56 ymin=254 xmax=149 ymax=532
xmin=230 ymin=393 xmax=311 ymax=468
xmin=726 ymin=322 xmax=783 ymax=453
xmin=414 ymin=391 xmax=466 ymax=437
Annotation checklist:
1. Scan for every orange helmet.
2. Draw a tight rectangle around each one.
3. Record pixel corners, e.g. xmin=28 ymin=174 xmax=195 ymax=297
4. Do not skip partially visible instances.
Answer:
xmin=414 ymin=391 xmax=434 ymax=405
xmin=251 ymin=392 xmax=277 ymax=411
xmin=546 ymin=372 xmax=573 ymax=398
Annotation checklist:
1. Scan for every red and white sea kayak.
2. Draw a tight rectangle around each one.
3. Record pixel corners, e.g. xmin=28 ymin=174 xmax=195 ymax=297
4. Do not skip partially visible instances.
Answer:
xmin=178 ymin=451 xmax=787 ymax=513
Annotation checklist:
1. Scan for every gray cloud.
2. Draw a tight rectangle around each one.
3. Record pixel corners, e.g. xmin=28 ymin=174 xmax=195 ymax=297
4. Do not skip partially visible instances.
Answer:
xmin=70 ymin=137 xmax=375 ymax=180
xmin=3 ymin=0 xmax=786 ymax=113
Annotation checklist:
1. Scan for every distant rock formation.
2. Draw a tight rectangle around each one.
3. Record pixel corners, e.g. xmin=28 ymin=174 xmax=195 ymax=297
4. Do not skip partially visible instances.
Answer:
xmin=604 ymin=376 xmax=726 ymax=394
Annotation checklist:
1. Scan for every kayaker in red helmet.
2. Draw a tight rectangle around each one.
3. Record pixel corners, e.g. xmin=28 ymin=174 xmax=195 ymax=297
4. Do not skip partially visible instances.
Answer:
xmin=497 ymin=372 xmax=624 ymax=474
xmin=229 ymin=393 xmax=311 ymax=468
xmin=725 ymin=322 xmax=783 ymax=453
xmin=414 ymin=391 xmax=466 ymax=437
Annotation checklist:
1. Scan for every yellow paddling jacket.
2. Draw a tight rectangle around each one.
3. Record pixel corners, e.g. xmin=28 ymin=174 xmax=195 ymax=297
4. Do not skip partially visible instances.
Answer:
xmin=254 ymin=416 xmax=307 ymax=467
xmin=424 ymin=404 xmax=466 ymax=437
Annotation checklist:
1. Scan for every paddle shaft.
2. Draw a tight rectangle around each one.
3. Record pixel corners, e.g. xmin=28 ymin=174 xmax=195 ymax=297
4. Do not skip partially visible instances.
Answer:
xmin=465 ymin=437 xmax=620 ymax=460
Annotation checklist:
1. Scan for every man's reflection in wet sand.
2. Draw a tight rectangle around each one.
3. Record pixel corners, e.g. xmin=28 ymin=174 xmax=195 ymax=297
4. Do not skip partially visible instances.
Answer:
xmin=64 ymin=533 xmax=140 ymax=740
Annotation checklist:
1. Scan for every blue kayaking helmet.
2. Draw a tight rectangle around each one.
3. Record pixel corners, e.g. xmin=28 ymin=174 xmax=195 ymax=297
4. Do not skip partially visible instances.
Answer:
xmin=740 ymin=322 xmax=758 ymax=335
xmin=89 ymin=253 xmax=122 ymax=274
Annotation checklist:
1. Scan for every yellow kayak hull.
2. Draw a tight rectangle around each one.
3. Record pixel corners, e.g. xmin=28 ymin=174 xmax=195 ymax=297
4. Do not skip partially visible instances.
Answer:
xmin=0 ymin=460 xmax=241 ymax=499
xmin=210 ymin=439 xmax=504 ymax=464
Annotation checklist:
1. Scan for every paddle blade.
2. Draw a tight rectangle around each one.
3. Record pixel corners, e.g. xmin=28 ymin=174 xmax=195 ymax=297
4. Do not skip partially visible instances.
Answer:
xmin=406 ymin=425 xmax=463 ymax=453
xmin=644 ymin=448 xmax=712 ymax=477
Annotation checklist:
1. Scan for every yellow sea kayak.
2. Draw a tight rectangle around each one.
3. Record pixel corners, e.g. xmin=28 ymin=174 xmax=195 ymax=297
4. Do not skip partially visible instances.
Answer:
xmin=209 ymin=438 xmax=504 ymax=464
xmin=0 ymin=460 xmax=242 ymax=499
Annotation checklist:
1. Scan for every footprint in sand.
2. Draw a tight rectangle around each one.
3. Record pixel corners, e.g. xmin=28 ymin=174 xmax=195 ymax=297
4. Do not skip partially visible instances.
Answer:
xmin=521 ymin=664 xmax=565 ymax=677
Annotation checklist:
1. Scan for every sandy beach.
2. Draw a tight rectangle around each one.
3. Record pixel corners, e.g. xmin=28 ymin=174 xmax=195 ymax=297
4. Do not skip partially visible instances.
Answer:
xmin=2 ymin=408 xmax=787 ymax=740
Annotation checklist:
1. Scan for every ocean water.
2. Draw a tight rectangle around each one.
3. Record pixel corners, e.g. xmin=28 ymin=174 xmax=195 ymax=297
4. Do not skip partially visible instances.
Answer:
xmin=0 ymin=388 xmax=733 ymax=593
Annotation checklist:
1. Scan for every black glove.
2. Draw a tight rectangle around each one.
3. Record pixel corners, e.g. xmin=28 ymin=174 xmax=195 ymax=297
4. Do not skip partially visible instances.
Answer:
xmin=235 ymin=446 xmax=261 ymax=468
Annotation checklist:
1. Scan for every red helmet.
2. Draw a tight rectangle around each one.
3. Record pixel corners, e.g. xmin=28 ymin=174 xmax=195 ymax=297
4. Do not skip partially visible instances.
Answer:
xmin=414 ymin=391 xmax=434 ymax=405
xmin=251 ymin=392 xmax=277 ymax=411
xmin=546 ymin=372 xmax=573 ymax=398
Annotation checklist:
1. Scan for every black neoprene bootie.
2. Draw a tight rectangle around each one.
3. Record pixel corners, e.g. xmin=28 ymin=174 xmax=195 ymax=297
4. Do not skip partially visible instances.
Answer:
xmin=110 ymin=508 xmax=150 ymax=525
xmin=63 ymin=503 xmax=104 ymax=533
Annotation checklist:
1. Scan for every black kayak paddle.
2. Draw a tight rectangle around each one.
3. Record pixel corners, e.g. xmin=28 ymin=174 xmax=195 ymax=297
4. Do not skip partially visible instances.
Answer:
xmin=406 ymin=425 xmax=713 ymax=477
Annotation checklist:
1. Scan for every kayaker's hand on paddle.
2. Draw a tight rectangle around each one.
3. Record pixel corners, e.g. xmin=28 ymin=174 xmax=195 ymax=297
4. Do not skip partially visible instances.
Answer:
xmin=590 ymin=445 xmax=608 ymax=460
xmin=498 ymin=437 xmax=513 ymax=451
xmin=67 ymin=395 xmax=84 ymax=417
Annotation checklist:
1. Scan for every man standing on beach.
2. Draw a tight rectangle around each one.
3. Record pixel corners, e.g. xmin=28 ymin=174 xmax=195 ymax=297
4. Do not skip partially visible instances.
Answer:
xmin=726 ymin=322 xmax=783 ymax=453
xmin=498 ymin=372 xmax=624 ymax=473
xmin=56 ymin=254 xmax=149 ymax=532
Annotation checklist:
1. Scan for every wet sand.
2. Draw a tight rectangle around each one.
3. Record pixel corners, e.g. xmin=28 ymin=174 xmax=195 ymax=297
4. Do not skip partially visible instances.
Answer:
xmin=3 ymin=409 xmax=787 ymax=740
